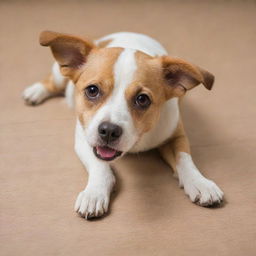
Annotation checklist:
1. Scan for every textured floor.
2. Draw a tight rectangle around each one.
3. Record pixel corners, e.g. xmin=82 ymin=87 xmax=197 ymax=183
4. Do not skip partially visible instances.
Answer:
xmin=1 ymin=1 xmax=256 ymax=255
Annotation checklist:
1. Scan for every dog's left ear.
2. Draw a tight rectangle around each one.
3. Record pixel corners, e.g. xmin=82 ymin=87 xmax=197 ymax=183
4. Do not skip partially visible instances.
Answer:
xmin=40 ymin=30 xmax=95 ymax=81
xmin=160 ymin=56 xmax=214 ymax=98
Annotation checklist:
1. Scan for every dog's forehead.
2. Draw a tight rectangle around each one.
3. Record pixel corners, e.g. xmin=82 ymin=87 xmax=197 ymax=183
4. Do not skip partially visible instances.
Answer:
xmin=112 ymin=49 xmax=161 ymax=96
xmin=82 ymin=47 xmax=153 ymax=84
xmin=113 ymin=48 xmax=138 ymax=88
xmin=113 ymin=48 xmax=156 ymax=85
xmin=78 ymin=48 xmax=122 ymax=85
xmin=77 ymin=47 xmax=162 ymax=106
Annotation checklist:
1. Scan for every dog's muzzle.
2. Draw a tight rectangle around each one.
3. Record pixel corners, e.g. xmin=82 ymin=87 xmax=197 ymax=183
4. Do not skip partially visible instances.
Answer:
xmin=93 ymin=121 xmax=123 ymax=161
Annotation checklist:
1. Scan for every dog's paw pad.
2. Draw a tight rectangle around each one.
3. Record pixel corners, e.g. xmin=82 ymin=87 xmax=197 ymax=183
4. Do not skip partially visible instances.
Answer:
xmin=74 ymin=189 xmax=110 ymax=219
xmin=23 ymin=82 xmax=51 ymax=105
xmin=184 ymin=177 xmax=224 ymax=207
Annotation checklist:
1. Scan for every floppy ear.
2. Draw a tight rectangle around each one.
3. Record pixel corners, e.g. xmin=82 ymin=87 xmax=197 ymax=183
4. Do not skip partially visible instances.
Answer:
xmin=39 ymin=30 xmax=94 ymax=81
xmin=161 ymin=56 xmax=214 ymax=98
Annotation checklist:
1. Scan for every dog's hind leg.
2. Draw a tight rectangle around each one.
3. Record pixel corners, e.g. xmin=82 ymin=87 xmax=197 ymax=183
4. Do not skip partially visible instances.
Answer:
xmin=23 ymin=62 xmax=68 ymax=105
xmin=158 ymin=120 xmax=224 ymax=207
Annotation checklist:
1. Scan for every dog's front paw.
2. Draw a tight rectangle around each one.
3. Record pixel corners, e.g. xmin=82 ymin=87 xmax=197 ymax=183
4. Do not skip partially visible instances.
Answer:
xmin=74 ymin=188 xmax=110 ymax=219
xmin=23 ymin=82 xmax=51 ymax=105
xmin=183 ymin=176 xmax=224 ymax=207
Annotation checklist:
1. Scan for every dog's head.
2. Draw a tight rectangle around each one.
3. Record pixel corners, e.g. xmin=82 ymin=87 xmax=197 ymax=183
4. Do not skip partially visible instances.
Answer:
xmin=40 ymin=31 xmax=214 ymax=161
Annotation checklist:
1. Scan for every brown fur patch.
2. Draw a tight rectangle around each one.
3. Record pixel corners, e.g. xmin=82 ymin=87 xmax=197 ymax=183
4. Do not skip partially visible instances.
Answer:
xmin=124 ymin=51 xmax=166 ymax=134
xmin=74 ymin=47 xmax=123 ymax=127
xmin=158 ymin=119 xmax=190 ymax=173
xmin=41 ymin=74 xmax=68 ymax=94
xmin=124 ymin=51 xmax=207 ymax=135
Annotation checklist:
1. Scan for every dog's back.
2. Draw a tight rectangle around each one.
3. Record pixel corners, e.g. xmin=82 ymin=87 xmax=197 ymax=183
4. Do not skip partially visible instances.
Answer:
xmin=95 ymin=32 xmax=168 ymax=57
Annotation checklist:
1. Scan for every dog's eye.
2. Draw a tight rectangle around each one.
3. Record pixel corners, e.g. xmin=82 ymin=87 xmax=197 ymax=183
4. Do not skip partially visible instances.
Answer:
xmin=85 ymin=85 xmax=100 ymax=99
xmin=135 ymin=93 xmax=151 ymax=109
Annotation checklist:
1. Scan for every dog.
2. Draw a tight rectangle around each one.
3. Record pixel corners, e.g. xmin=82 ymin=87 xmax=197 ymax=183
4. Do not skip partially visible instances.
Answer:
xmin=23 ymin=31 xmax=224 ymax=219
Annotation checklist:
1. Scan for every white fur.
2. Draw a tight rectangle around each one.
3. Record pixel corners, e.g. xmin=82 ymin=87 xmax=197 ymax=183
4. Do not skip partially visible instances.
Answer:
xmin=176 ymin=152 xmax=224 ymax=206
xmin=95 ymin=32 xmax=168 ymax=57
xmin=52 ymin=62 xmax=66 ymax=87
xmin=74 ymin=120 xmax=115 ymax=219
xmin=65 ymin=80 xmax=75 ymax=108
xmin=85 ymin=48 xmax=138 ymax=152
xmin=23 ymin=82 xmax=51 ymax=105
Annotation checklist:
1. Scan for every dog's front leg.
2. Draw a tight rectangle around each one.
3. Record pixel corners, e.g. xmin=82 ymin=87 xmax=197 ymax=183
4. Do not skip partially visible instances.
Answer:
xmin=74 ymin=121 xmax=115 ymax=219
xmin=159 ymin=121 xmax=224 ymax=206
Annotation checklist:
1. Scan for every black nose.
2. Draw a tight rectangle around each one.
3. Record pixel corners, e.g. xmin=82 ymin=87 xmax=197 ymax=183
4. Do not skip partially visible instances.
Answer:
xmin=98 ymin=122 xmax=123 ymax=143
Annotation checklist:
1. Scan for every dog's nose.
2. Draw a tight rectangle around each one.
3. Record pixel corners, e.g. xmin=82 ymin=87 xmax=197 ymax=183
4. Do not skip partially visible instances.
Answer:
xmin=98 ymin=122 xmax=123 ymax=143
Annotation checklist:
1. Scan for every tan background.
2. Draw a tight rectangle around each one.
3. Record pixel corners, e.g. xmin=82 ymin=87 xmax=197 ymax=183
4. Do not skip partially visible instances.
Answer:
xmin=1 ymin=0 xmax=256 ymax=255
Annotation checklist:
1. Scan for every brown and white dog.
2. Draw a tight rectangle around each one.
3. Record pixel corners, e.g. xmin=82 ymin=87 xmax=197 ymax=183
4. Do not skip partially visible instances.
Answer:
xmin=23 ymin=31 xmax=224 ymax=219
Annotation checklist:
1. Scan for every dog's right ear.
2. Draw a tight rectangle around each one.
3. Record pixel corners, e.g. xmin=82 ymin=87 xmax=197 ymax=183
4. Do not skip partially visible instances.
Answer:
xmin=40 ymin=31 xmax=94 ymax=81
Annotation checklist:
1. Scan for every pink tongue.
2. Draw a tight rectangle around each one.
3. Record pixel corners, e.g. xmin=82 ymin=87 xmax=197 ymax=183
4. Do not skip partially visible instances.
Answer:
xmin=97 ymin=146 xmax=117 ymax=158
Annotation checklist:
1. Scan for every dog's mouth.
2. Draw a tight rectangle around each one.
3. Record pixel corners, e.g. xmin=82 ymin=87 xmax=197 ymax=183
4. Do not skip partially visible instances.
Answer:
xmin=93 ymin=146 xmax=122 ymax=161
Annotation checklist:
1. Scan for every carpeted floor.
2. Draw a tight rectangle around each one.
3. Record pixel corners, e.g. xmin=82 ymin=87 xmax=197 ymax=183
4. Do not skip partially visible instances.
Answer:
xmin=1 ymin=1 xmax=256 ymax=255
